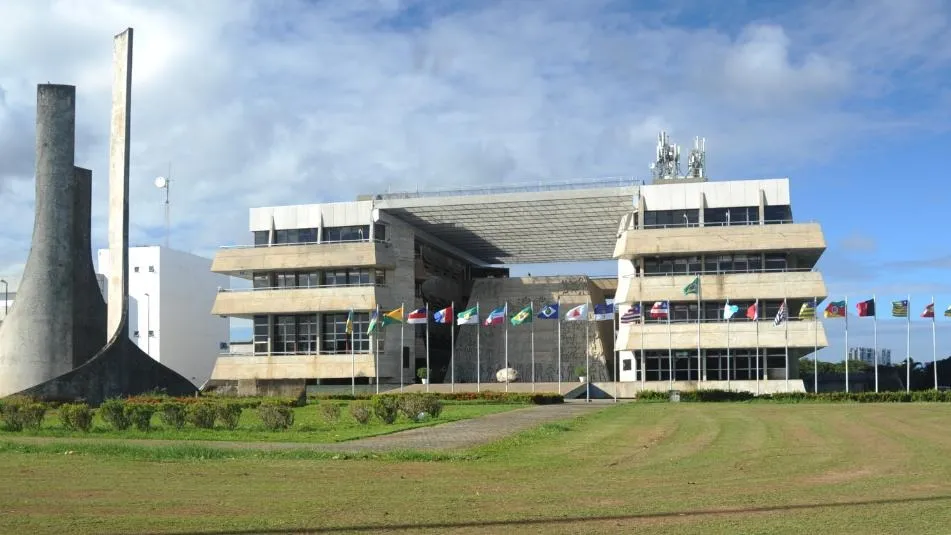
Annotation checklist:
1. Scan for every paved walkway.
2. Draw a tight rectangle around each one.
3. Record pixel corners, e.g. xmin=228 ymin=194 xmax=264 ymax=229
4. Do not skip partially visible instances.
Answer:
xmin=2 ymin=402 xmax=610 ymax=453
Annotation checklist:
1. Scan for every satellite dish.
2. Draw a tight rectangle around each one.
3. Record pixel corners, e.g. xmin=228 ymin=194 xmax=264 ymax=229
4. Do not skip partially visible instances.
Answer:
xmin=154 ymin=177 xmax=167 ymax=188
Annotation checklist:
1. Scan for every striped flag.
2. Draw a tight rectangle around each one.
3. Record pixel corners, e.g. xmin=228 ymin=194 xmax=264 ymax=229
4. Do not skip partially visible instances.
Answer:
xmin=407 ymin=307 xmax=428 ymax=324
xmin=798 ymin=300 xmax=817 ymax=320
xmin=774 ymin=301 xmax=787 ymax=326
xmin=921 ymin=303 xmax=935 ymax=318
xmin=892 ymin=300 xmax=909 ymax=318
xmin=620 ymin=304 xmax=641 ymax=324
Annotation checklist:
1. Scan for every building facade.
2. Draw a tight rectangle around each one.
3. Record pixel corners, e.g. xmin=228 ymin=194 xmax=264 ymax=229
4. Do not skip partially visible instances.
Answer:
xmin=613 ymin=176 xmax=829 ymax=394
xmin=848 ymin=347 xmax=892 ymax=366
xmin=98 ymin=246 xmax=229 ymax=387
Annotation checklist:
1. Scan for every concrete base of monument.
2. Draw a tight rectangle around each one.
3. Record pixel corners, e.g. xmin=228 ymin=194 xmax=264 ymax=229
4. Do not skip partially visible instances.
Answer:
xmin=14 ymin=331 xmax=197 ymax=405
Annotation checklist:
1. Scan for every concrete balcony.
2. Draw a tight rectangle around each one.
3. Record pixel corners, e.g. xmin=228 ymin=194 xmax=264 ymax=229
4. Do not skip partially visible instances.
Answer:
xmin=616 ymin=319 xmax=828 ymax=352
xmin=209 ymin=353 xmax=378 ymax=381
xmin=211 ymin=285 xmax=377 ymax=316
xmin=614 ymin=222 xmax=826 ymax=258
xmin=617 ymin=270 xmax=827 ymax=303
xmin=211 ymin=240 xmax=396 ymax=276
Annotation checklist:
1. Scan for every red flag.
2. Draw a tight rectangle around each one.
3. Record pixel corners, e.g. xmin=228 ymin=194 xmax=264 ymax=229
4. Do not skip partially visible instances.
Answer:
xmin=746 ymin=302 xmax=758 ymax=320
xmin=856 ymin=299 xmax=875 ymax=317
xmin=922 ymin=303 xmax=935 ymax=318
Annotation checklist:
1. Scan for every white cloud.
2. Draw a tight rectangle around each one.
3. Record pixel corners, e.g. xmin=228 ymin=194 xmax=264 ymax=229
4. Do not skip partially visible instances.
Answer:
xmin=0 ymin=0 xmax=948 ymax=286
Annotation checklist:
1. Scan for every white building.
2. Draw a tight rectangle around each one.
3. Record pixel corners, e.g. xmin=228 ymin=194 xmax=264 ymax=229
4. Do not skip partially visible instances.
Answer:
xmin=98 ymin=246 xmax=230 ymax=387
xmin=848 ymin=347 xmax=892 ymax=366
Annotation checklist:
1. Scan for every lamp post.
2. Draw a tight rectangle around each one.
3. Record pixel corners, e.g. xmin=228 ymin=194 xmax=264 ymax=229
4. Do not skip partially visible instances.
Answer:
xmin=144 ymin=292 xmax=151 ymax=355
xmin=0 ymin=279 xmax=7 ymax=316
xmin=155 ymin=173 xmax=170 ymax=249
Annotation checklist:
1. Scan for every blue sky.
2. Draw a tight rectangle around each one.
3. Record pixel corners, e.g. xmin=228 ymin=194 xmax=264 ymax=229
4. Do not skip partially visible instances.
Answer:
xmin=0 ymin=0 xmax=949 ymax=361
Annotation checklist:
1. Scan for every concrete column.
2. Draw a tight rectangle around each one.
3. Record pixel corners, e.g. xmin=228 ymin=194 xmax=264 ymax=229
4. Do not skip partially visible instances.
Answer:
xmin=636 ymin=195 xmax=646 ymax=229
xmin=72 ymin=166 xmax=108 ymax=368
xmin=758 ymin=189 xmax=766 ymax=225
xmin=107 ymin=29 xmax=133 ymax=340
xmin=698 ymin=191 xmax=706 ymax=227
xmin=267 ymin=314 xmax=275 ymax=355
xmin=0 ymin=84 xmax=77 ymax=396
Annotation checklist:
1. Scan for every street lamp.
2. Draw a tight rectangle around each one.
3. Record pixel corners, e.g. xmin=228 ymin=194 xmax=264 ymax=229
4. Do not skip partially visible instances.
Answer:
xmin=0 ymin=279 xmax=7 ymax=316
xmin=144 ymin=292 xmax=151 ymax=355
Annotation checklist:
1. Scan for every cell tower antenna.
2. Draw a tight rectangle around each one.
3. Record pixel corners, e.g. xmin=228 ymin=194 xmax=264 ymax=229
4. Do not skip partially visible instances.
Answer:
xmin=649 ymin=130 xmax=681 ymax=182
xmin=686 ymin=136 xmax=706 ymax=179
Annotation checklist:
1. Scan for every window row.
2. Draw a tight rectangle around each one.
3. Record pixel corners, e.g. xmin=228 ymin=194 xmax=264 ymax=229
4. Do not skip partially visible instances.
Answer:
xmin=253 ymin=224 xmax=387 ymax=246
xmin=642 ymin=205 xmax=792 ymax=228
xmin=642 ymin=253 xmax=790 ymax=275
xmin=626 ymin=348 xmax=790 ymax=381
xmin=252 ymin=268 xmax=386 ymax=289
xmin=253 ymin=313 xmax=384 ymax=354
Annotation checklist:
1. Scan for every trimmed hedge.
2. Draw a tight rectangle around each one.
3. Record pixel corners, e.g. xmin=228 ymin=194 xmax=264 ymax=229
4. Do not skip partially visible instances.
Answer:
xmin=310 ymin=391 xmax=564 ymax=405
xmin=634 ymin=389 xmax=951 ymax=403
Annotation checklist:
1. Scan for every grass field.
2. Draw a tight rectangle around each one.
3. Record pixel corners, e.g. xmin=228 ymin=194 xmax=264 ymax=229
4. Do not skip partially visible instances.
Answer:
xmin=0 ymin=401 xmax=523 ymax=443
xmin=2 ymin=402 xmax=951 ymax=534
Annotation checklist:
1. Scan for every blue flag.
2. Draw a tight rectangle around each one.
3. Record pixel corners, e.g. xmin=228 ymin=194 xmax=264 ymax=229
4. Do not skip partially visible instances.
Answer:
xmin=593 ymin=303 xmax=614 ymax=321
xmin=537 ymin=303 xmax=559 ymax=319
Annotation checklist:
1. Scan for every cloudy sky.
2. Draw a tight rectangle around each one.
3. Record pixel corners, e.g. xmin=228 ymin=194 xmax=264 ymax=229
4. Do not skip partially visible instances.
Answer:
xmin=0 ymin=0 xmax=949 ymax=361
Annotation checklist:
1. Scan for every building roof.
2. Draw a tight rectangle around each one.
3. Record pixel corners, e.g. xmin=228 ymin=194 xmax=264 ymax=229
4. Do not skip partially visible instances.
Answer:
xmin=370 ymin=178 xmax=641 ymax=264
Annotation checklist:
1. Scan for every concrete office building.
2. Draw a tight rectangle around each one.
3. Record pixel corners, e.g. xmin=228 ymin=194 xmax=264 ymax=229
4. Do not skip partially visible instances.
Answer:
xmin=98 ymin=246 xmax=230 ymax=387
xmin=848 ymin=347 xmax=892 ymax=367
xmin=613 ymin=133 xmax=829 ymax=394
xmin=206 ymin=180 xmax=630 ymax=395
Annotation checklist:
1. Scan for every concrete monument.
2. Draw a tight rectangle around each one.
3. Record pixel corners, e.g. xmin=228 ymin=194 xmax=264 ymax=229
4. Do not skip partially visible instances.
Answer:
xmin=0 ymin=28 xmax=197 ymax=404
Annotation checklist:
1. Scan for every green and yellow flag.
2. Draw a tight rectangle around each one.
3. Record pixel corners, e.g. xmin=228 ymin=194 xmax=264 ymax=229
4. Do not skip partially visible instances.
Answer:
xmin=683 ymin=276 xmax=700 ymax=296
xmin=510 ymin=305 xmax=533 ymax=326
xmin=381 ymin=306 xmax=404 ymax=326
xmin=345 ymin=309 xmax=354 ymax=334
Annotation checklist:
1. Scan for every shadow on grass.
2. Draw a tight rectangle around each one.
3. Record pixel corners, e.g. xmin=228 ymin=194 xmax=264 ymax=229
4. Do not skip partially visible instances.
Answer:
xmin=129 ymin=494 xmax=951 ymax=534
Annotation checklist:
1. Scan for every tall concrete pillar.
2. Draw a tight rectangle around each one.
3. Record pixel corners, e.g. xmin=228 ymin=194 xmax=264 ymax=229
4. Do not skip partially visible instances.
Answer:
xmin=0 ymin=84 xmax=77 ymax=396
xmin=72 ymin=167 xmax=108 ymax=368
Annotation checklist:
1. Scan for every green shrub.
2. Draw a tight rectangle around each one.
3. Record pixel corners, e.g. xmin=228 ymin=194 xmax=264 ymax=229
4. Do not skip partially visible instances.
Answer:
xmin=126 ymin=403 xmax=157 ymax=431
xmin=159 ymin=402 xmax=187 ymax=429
xmin=422 ymin=395 xmax=443 ymax=418
xmin=397 ymin=394 xmax=428 ymax=421
xmin=186 ymin=402 xmax=218 ymax=429
xmin=635 ymin=390 xmax=670 ymax=401
xmin=371 ymin=395 xmax=400 ymax=424
xmin=258 ymin=403 xmax=294 ymax=431
xmin=216 ymin=402 xmax=243 ymax=430
xmin=99 ymin=398 xmax=131 ymax=430
xmin=59 ymin=403 xmax=94 ymax=432
xmin=0 ymin=397 xmax=46 ymax=432
xmin=349 ymin=400 xmax=372 ymax=425
xmin=319 ymin=402 xmax=341 ymax=423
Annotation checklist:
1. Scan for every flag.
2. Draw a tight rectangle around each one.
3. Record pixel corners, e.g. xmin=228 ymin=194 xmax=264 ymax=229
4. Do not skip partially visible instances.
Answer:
xmin=746 ymin=302 xmax=758 ymax=320
xmin=798 ymin=301 xmax=816 ymax=320
xmin=565 ymin=304 xmax=588 ymax=321
xmin=484 ymin=305 xmax=506 ymax=326
xmin=433 ymin=305 xmax=453 ymax=324
xmin=345 ymin=309 xmax=354 ymax=334
xmin=683 ymin=276 xmax=700 ymax=296
xmin=381 ymin=306 xmax=403 ymax=326
xmin=593 ymin=303 xmax=614 ymax=321
xmin=774 ymin=301 xmax=787 ymax=326
xmin=723 ymin=302 xmax=739 ymax=320
xmin=456 ymin=306 xmax=479 ymax=325
xmin=921 ymin=303 xmax=935 ymax=318
xmin=620 ymin=304 xmax=641 ymax=324
xmin=856 ymin=299 xmax=875 ymax=317
xmin=407 ymin=307 xmax=428 ymax=324
xmin=824 ymin=300 xmax=846 ymax=318
xmin=891 ymin=300 xmax=909 ymax=318
xmin=945 ymin=305 xmax=951 ymax=318
xmin=649 ymin=301 xmax=669 ymax=319
xmin=537 ymin=303 xmax=559 ymax=320
xmin=367 ymin=308 xmax=382 ymax=334
xmin=511 ymin=305 xmax=533 ymax=326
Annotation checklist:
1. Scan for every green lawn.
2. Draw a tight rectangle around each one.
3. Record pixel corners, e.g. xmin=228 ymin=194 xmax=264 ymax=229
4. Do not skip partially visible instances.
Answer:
xmin=0 ymin=401 xmax=524 ymax=443
xmin=2 ymin=403 xmax=951 ymax=534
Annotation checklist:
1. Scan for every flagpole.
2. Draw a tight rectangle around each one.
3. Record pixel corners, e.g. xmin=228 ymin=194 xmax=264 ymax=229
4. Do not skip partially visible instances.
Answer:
xmin=845 ymin=296 xmax=849 ymax=394
xmin=586 ymin=298 xmax=591 ymax=403
xmin=351 ymin=311 xmax=355 ymax=396
xmin=697 ymin=278 xmax=702 ymax=386
xmin=932 ymin=295 xmax=938 ymax=391
xmin=755 ymin=299 xmax=760 ymax=395
xmin=400 ymin=302 xmax=405 ymax=393
xmin=504 ymin=301 xmax=509 ymax=393
xmin=906 ymin=294 xmax=911 ymax=393
xmin=425 ymin=301 xmax=430 ymax=393
xmin=450 ymin=301 xmax=455 ymax=393
xmin=813 ymin=297 xmax=818 ymax=394
xmin=557 ymin=297 xmax=562 ymax=395
xmin=667 ymin=301 xmax=673 ymax=391
xmin=873 ymin=294 xmax=879 ymax=393
xmin=531 ymin=300 xmax=536 ymax=393
xmin=726 ymin=300 xmax=731 ymax=391
xmin=374 ymin=330 xmax=380 ymax=395
xmin=784 ymin=298 xmax=789 ymax=393
xmin=613 ymin=301 xmax=619 ymax=403
xmin=639 ymin=301 xmax=645 ymax=389
xmin=476 ymin=301 xmax=481 ymax=393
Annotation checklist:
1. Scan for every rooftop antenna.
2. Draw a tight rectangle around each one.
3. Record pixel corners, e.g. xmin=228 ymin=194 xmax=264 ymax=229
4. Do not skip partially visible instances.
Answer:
xmin=154 ymin=162 xmax=170 ymax=249
xmin=686 ymin=136 xmax=706 ymax=179
xmin=649 ymin=131 xmax=680 ymax=182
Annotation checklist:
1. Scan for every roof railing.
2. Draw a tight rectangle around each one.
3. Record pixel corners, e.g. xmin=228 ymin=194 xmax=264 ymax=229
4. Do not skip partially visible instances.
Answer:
xmin=372 ymin=176 xmax=643 ymax=200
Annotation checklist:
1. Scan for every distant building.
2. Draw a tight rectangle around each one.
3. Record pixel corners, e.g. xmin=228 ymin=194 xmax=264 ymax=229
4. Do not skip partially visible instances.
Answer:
xmin=98 ymin=246 xmax=230 ymax=387
xmin=848 ymin=347 xmax=891 ymax=366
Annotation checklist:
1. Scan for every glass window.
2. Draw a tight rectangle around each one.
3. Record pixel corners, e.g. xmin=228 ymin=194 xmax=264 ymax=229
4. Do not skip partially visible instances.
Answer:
xmin=252 ymin=272 xmax=272 ymax=289
xmin=765 ymin=253 xmax=787 ymax=271
xmin=297 ymin=314 xmax=318 ymax=354
xmin=643 ymin=258 xmax=660 ymax=275
xmin=764 ymin=205 xmax=791 ymax=224
xmin=749 ymin=254 xmax=763 ymax=272
xmin=276 ymin=272 xmax=296 ymax=288
xmin=374 ymin=269 xmax=386 ymax=286
xmin=657 ymin=258 xmax=673 ymax=275
xmin=325 ymin=269 xmax=348 ymax=286
xmin=253 ymin=231 xmax=269 ymax=246
xmin=717 ymin=255 xmax=733 ymax=273
xmin=704 ymin=208 xmax=726 ymax=226
xmin=273 ymin=315 xmax=297 ymax=354
xmin=321 ymin=312 xmax=370 ymax=353
xmin=348 ymin=268 xmax=370 ymax=285
xmin=253 ymin=315 xmax=269 ymax=354
xmin=323 ymin=225 xmax=371 ymax=243
xmin=673 ymin=257 xmax=689 ymax=274
xmin=622 ymin=359 xmax=632 ymax=371
xmin=298 ymin=228 xmax=317 ymax=243
xmin=374 ymin=223 xmax=387 ymax=241
xmin=298 ymin=271 xmax=320 ymax=288
xmin=733 ymin=254 xmax=749 ymax=273
xmin=687 ymin=256 xmax=701 ymax=274
xmin=703 ymin=255 xmax=717 ymax=273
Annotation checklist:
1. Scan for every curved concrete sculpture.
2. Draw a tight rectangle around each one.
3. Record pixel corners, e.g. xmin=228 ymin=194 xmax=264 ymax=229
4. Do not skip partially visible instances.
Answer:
xmin=0 ymin=28 xmax=197 ymax=404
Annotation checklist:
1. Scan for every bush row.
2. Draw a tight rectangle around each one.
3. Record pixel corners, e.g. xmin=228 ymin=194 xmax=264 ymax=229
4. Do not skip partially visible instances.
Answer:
xmin=316 ymin=394 xmax=445 ymax=426
xmin=309 ymin=391 xmax=564 ymax=404
xmin=635 ymin=389 xmax=951 ymax=403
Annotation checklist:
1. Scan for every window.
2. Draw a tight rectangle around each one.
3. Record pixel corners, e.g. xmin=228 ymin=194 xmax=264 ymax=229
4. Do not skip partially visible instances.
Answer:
xmin=253 ymin=272 xmax=272 ymax=289
xmin=133 ymin=330 xmax=139 ymax=337
xmin=297 ymin=314 xmax=318 ymax=354
xmin=322 ymin=225 xmax=370 ymax=243
xmin=733 ymin=254 xmax=749 ymax=273
xmin=348 ymin=268 xmax=370 ymax=286
xmin=148 ymin=266 xmax=155 ymax=273
xmin=704 ymin=206 xmax=759 ymax=226
xmin=622 ymin=359 xmax=632 ymax=371
xmin=644 ymin=209 xmax=699 ymax=228
xmin=274 ymin=315 xmax=297 ymax=354
xmin=253 ymin=315 xmax=269 ymax=354
xmin=133 ymin=266 xmax=139 ymax=273
xmin=253 ymin=230 xmax=269 ymax=246
xmin=402 ymin=347 xmax=410 ymax=369
xmin=276 ymin=272 xmax=297 ymax=288
xmin=749 ymin=254 xmax=763 ymax=272
xmin=374 ymin=269 xmax=386 ymax=286
xmin=298 ymin=271 xmax=320 ymax=288
xmin=321 ymin=312 xmax=370 ymax=353
xmin=765 ymin=253 xmax=787 ymax=271
xmin=374 ymin=223 xmax=387 ymax=241
xmin=298 ymin=228 xmax=317 ymax=244
xmin=324 ymin=269 xmax=348 ymax=286
xmin=219 ymin=342 xmax=229 ymax=350
xmin=148 ymin=330 xmax=154 ymax=337
xmin=764 ymin=205 xmax=792 ymax=224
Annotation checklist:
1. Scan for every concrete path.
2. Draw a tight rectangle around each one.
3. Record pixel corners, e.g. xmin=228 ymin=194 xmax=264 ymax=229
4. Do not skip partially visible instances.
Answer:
xmin=1 ymin=402 xmax=610 ymax=453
